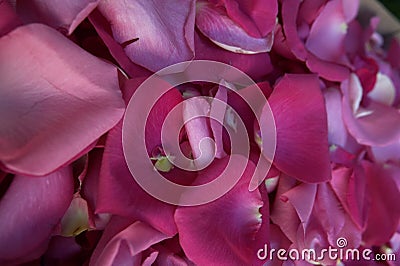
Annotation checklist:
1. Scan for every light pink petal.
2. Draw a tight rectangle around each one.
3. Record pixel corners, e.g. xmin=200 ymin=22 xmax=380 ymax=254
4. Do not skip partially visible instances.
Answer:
xmin=90 ymin=216 xmax=168 ymax=266
xmin=183 ymin=97 xmax=215 ymax=168
xmin=0 ymin=24 xmax=125 ymax=176
xmin=16 ymin=0 xmax=99 ymax=35
xmin=221 ymin=0 xmax=278 ymax=38
xmin=97 ymin=0 xmax=195 ymax=72
xmin=305 ymin=0 xmax=352 ymax=62
xmin=368 ymin=72 xmax=396 ymax=106
xmin=0 ymin=167 xmax=74 ymax=264
xmin=341 ymin=75 xmax=400 ymax=146
xmin=370 ymin=140 xmax=400 ymax=164
xmin=196 ymin=1 xmax=273 ymax=54
xmin=195 ymin=31 xmax=273 ymax=80
xmin=363 ymin=162 xmax=400 ymax=246
xmin=175 ymin=157 xmax=266 ymax=265
xmin=263 ymin=74 xmax=331 ymax=183
xmin=323 ymin=88 xmax=348 ymax=148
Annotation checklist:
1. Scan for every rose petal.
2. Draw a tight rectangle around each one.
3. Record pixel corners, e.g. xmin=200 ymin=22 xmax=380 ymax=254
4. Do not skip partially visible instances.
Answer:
xmin=96 ymin=0 xmax=195 ymax=72
xmin=175 ymin=157 xmax=266 ymax=265
xmin=0 ymin=167 xmax=74 ymax=264
xmin=0 ymin=0 xmax=21 ymax=36
xmin=0 ymin=24 xmax=125 ymax=176
xmin=16 ymin=0 xmax=99 ymax=35
xmin=196 ymin=1 xmax=273 ymax=54
xmin=90 ymin=216 xmax=169 ymax=266
xmin=263 ymin=74 xmax=331 ymax=183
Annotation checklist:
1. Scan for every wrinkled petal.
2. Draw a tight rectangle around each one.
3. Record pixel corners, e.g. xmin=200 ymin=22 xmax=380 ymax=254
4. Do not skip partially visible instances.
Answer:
xmin=16 ymin=0 xmax=99 ymax=35
xmin=262 ymin=74 xmax=331 ymax=183
xmin=0 ymin=24 xmax=125 ymax=176
xmin=96 ymin=0 xmax=195 ymax=72
xmin=0 ymin=167 xmax=74 ymax=264
xmin=196 ymin=1 xmax=273 ymax=54
xmin=175 ymin=157 xmax=266 ymax=265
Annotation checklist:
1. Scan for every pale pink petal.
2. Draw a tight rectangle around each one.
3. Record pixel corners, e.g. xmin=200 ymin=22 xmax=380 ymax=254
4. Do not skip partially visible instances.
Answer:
xmin=367 ymin=73 xmax=396 ymax=106
xmin=196 ymin=1 xmax=273 ymax=54
xmin=0 ymin=24 xmax=125 ymax=176
xmin=96 ymin=0 xmax=195 ymax=72
xmin=263 ymin=74 xmax=331 ymax=183
xmin=16 ymin=0 xmax=99 ymax=35
xmin=210 ymin=85 xmax=228 ymax=158
xmin=0 ymin=167 xmax=74 ymax=264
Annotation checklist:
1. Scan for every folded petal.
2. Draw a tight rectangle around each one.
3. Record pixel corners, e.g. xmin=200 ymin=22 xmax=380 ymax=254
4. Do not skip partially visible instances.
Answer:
xmin=262 ymin=74 xmax=331 ymax=183
xmin=175 ymin=157 xmax=266 ymax=265
xmin=341 ymin=74 xmax=400 ymax=146
xmin=0 ymin=167 xmax=74 ymax=264
xmin=0 ymin=24 xmax=125 ymax=176
xmin=96 ymin=0 xmax=195 ymax=72
xmin=196 ymin=1 xmax=273 ymax=54
xmin=16 ymin=0 xmax=99 ymax=35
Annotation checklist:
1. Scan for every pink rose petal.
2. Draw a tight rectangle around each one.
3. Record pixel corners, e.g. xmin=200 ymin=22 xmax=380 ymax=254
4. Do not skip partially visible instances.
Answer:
xmin=0 ymin=167 xmax=74 ymax=264
xmin=0 ymin=24 xmax=125 ymax=176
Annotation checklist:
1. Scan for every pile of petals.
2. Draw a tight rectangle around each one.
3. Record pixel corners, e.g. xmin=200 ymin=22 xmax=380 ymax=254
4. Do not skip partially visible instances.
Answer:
xmin=0 ymin=0 xmax=400 ymax=265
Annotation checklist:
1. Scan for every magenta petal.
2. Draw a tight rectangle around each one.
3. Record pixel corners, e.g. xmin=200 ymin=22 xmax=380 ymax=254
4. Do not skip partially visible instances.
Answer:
xmin=0 ymin=167 xmax=74 ymax=264
xmin=0 ymin=24 xmax=125 ymax=176
xmin=97 ymin=0 xmax=195 ymax=72
xmin=306 ymin=52 xmax=350 ymax=82
xmin=264 ymin=74 xmax=331 ymax=183
xmin=175 ymin=158 xmax=265 ymax=265
xmin=363 ymin=162 xmax=400 ymax=246
xmin=196 ymin=1 xmax=273 ymax=54
xmin=210 ymin=85 xmax=228 ymax=158
xmin=0 ymin=1 xmax=21 ymax=36
xmin=90 ymin=216 xmax=168 ymax=266
xmin=16 ymin=0 xmax=99 ymax=35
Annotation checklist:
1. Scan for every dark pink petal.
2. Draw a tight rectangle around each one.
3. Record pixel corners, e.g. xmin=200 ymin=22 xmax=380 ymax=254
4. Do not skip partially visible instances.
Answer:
xmin=306 ymin=52 xmax=350 ymax=82
xmin=0 ymin=1 xmax=21 ymax=36
xmin=175 ymin=157 xmax=265 ymax=265
xmin=270 ymin=175 xmax=299 ymax=243
xmin=263 ymin=74 xmax=331 ymax=183
xmin=96 ymin=0 xmax=195 ymax=72
xmin=196 ymin=1 xmax=273 ymax=54
xmin=42 ymin=236 xmax=83 ymax=266
xmin=330 ymin=167 xmax=368 ymax=230
xmin=341 ymin=74 xmax=400 ymax=146
xmin=0 ymin=167 xmax=74 ymax=264
xmin=220 ymin=0 xmax=277 ymax=38
xmin=90 ymin=216 xmax=168 ymax=266
xmin=284 ymin=183 xmax=317 ymax=233
xmin=195 ymin=31 xmax=273 ymax=80
xmin=363 ymin=162 xmax=400 ymax=246
xmin=0 ymin=24 xmax=125 ymax=176
xmin=16 ymin=0 xmax=99 ymax=35
xmin=281 ymin=0 xmax=307 ymax=60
